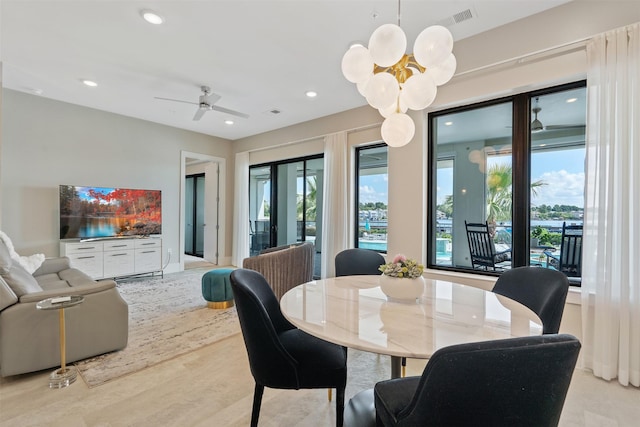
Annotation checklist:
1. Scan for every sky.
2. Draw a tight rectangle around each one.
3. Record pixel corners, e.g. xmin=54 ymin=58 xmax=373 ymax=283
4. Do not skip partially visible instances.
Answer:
xmin=435 ymin=147 xmax=586 ymax=208
xmin=359 ymin=173 xmax=388 ymax=205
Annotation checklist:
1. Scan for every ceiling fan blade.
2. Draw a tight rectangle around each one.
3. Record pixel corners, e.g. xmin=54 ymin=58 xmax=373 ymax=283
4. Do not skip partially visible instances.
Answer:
xmin=210 ymin=105 xmax=250 ymax=119
xmin=545 ymin=124 xmax=585 ymax=130
xmin=154 ymin=96 xmax=198 ymax=105
xmin=193 ymin=108 xmax=207 ymax=121
xmin=202 ymin=93 xmax=222 ymax=105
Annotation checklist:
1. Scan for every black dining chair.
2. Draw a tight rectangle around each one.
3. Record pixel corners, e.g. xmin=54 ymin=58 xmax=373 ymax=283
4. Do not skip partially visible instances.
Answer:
xmin=230 ymin=269 xmax=347 ymax=427
xmin=335 ymin=248 xmax=385 ymax=277
xmin=370 ymin=334 xmax=581 ymax=427
xmin=492 ymin=265 xmax=569 ymax=334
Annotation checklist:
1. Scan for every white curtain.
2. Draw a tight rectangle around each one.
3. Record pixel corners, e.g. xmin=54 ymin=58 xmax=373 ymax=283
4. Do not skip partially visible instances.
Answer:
xmin=582 ymin=23 xmax=640 ymax=387
xmin=232 ymin=152 xmax=250 ymax=267
xmin=320 ymin=131 xmax=349 ymax=278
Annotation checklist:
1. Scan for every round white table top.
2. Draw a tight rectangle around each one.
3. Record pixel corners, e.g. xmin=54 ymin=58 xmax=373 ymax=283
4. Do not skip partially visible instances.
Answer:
xmin=280 ymin=275 xmax=542 ymax=359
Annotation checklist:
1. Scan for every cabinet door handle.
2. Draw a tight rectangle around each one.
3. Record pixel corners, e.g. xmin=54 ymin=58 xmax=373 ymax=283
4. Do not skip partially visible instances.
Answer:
xmin=111 ymin=253 xmax=128 ymax=257
xmin=141 ymin=250 xmax=156 ymax=254
xmin=112 ymin=244 xmax=128 ymax=248
xmin=78 ymin=247 xmax=97 ymax=250
xmin=77 ymin=256 xmax=95 ymax=260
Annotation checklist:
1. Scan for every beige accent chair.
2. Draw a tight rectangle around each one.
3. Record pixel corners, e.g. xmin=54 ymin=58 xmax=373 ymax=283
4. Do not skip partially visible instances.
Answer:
xmin=242 ymin=242 xmax=314 ymax=300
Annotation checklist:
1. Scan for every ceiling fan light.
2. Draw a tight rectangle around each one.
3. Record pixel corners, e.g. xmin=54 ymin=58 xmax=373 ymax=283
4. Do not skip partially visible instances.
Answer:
xmin=531 ymin=119 xmax=544 ymax=132
xmin=413 ymin=25 xmax=454 ymax=68
xmin=342 ymin=45 xmax=374 ymax=83
xmin=381 ymin=113 xmax=415 ymax=147
xmin=368 ymin=24 xmax=407 ymax=67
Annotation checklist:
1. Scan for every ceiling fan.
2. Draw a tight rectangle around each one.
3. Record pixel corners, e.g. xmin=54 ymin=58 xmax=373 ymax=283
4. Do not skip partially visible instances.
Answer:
xmin=155 ymin=86 xmax=249 ymax=121
xmin=531 ymin=97 xmax=584 ymax=133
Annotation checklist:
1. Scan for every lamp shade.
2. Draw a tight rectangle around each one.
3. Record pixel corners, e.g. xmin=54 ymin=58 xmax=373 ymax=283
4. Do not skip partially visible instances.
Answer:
xmin=381 ymin=113 xmax=415 ymax=147
xmin=400 ymin=72 xmax=437 ymax=110
xmin=426 ymin=53 xmax=457 ymax=86
xmin=413 ymin=25 xmax=453 ymax=68
xmin=379 ymin=97 xmax=407 ymax=118
xmin=368 ymin=24 xmax=407 ymax=67
xmin=342 ymin=45 xmax=374 ymax=83
xmin=365 ymin=72 xmax=400 ymax=109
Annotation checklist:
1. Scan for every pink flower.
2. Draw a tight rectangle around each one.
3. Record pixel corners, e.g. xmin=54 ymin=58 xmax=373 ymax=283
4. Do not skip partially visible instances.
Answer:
xmin=392 ymin=254 xmax=407 ymax=264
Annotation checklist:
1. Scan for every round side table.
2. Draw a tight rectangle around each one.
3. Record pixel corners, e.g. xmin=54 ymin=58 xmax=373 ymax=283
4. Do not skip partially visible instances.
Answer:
xmin=36 ymin=295 xmax=84 ymax=388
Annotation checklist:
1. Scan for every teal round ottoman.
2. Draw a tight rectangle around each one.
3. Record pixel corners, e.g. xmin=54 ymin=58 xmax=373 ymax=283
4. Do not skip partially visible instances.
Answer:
xmin=201 ymin=268 xmax=234 ymax=309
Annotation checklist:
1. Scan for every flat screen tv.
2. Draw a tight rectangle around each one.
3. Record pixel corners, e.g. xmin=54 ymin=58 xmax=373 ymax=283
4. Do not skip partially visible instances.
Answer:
xmin=59 ymin=185 xmax=162 ymax=240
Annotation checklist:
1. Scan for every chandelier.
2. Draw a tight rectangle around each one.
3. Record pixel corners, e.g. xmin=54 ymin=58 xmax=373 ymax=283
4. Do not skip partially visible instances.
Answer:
xmin=341 ymin=4 xmax=456 ymax=147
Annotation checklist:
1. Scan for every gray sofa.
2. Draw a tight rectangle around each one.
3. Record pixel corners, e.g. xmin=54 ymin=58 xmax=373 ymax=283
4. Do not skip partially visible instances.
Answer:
xmin=0 ymin=240 xmax=128 ymax=377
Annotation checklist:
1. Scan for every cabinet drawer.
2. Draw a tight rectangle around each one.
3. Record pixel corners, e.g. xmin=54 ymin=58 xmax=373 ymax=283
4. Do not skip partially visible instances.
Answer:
xmin=61 ymin=242 xmax=104 ymax=255
xmin=104 ymin=240 xmax=135 ymax=251
xmin=134 ymin=239 xmax=162 ymax=249
xmin=67 ymin=252 xmax=104 ymax=279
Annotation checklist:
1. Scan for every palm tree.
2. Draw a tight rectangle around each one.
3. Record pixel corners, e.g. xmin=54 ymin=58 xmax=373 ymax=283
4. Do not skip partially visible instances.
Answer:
xmin=296 ymin=176 xmax=317 ymax=221
xmin=486 ymin=163 xmax=546 ymax=228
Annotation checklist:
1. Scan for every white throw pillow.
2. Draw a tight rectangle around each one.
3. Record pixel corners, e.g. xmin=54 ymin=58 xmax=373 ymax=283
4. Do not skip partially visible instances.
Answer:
xmin=0 ymin=231 xmax=45 ymax=274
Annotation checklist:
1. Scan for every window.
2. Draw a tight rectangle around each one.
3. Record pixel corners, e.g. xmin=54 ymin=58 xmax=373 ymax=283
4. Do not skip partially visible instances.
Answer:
xmin=428 ymin=82 xmax=586 ymax=284
xmin=249 ymin=155 xmax=324 ymax=276
xmin=355 ymin=144 xmax=388 ymax=253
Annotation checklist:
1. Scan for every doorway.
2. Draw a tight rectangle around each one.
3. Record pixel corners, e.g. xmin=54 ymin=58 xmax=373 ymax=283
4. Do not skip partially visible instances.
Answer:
xmin=180 ymin=151 xmax=226 ymax=270
xmin=185 ymin=173 xmax=205 ymax=257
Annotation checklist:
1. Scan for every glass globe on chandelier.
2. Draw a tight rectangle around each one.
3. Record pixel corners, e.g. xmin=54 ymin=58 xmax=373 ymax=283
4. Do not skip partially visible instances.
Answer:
xmin=341 ymin=5 xmax=457 ymax=147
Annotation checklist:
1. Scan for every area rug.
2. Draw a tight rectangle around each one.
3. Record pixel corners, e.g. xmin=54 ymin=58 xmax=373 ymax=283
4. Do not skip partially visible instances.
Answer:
xmin=75 ymin=268 xmax=240 ymax=388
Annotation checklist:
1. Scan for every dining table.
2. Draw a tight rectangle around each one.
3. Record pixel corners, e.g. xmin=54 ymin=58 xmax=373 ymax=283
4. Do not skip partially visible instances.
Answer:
xmin=280 ymin=275 xmax=543 ymax=379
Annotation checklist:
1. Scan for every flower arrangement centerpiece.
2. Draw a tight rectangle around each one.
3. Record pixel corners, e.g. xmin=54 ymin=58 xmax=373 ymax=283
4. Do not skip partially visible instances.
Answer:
xmin=378 ymin=254 xmax=425 ymax=302
xmin=379 ymin=254 xmax=424 ymax=278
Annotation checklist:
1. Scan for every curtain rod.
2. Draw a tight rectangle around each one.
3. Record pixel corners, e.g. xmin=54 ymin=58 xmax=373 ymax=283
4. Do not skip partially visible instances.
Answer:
xmin=244 ymin=121 xmax=382 ymax=154
xmin=452 ymin=37 xmax=589 ymax=81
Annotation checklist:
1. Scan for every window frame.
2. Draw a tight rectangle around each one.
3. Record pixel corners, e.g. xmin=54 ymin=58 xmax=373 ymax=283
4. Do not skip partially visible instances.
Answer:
xmin=427 ymin=80 xmax=586 ymax=278
xmin=354 ymin=143 xmax=388 ymax=252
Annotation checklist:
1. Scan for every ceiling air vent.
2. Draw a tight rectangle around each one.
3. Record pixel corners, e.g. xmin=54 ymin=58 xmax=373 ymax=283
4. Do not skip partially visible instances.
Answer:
xmin=437 ymin=8 xmax=475 ymax=27
xmin=452 ymin=8 xmax=474 ymax=24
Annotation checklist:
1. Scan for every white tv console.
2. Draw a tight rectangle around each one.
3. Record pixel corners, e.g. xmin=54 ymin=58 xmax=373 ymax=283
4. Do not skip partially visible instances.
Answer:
xmin=60 ymin=237 xmax=163 ymax=280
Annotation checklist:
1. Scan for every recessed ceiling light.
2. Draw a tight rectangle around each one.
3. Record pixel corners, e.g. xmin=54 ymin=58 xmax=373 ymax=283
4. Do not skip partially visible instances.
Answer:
xmin=82 ymin=80 xmax=98 ymax=87
xmin=224 ymin=120 xmax=234 ymax=125
xmin=445 ymin=121 xmax=453 ymax=126
xmin=141 ymin=10 xmax=164 ymax=25
xmin=306 ymin=91 xmax=318 ymax=98
xmin=566 ymin=98 xmax=577 ymax=103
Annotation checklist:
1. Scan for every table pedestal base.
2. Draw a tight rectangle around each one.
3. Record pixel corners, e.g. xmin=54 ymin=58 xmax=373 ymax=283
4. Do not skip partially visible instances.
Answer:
xmin=344 ymin=388 xmax=376 ymax=427
xmin=48 ymin=366 xmax=77 ymax=389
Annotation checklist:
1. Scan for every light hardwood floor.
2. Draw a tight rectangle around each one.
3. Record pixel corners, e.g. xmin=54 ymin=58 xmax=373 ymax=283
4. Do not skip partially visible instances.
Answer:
xmin=1 ymin=331 xmax=638 ymax=427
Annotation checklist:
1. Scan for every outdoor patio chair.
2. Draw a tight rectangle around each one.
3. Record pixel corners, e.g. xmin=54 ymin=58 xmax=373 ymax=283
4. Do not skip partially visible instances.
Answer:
xmin=465 ymin=221 xmax=512 ymax=271
xmin=544 ymin=223 xmax=582 ymax=284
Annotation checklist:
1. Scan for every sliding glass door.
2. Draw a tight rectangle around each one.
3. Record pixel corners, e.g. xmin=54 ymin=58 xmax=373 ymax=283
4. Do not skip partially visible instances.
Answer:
xmin=249 ymin=155 xmax=324 ymax=276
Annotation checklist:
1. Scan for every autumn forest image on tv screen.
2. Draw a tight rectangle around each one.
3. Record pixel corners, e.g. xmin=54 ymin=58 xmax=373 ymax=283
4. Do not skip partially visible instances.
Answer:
xmin=59 ymin=185 xmax=162 ymax=240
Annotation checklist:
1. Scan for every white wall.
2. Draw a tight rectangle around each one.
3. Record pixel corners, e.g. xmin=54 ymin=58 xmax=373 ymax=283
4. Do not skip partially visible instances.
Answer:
xmin=0 ymin=89 xmax=233 ymax=272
